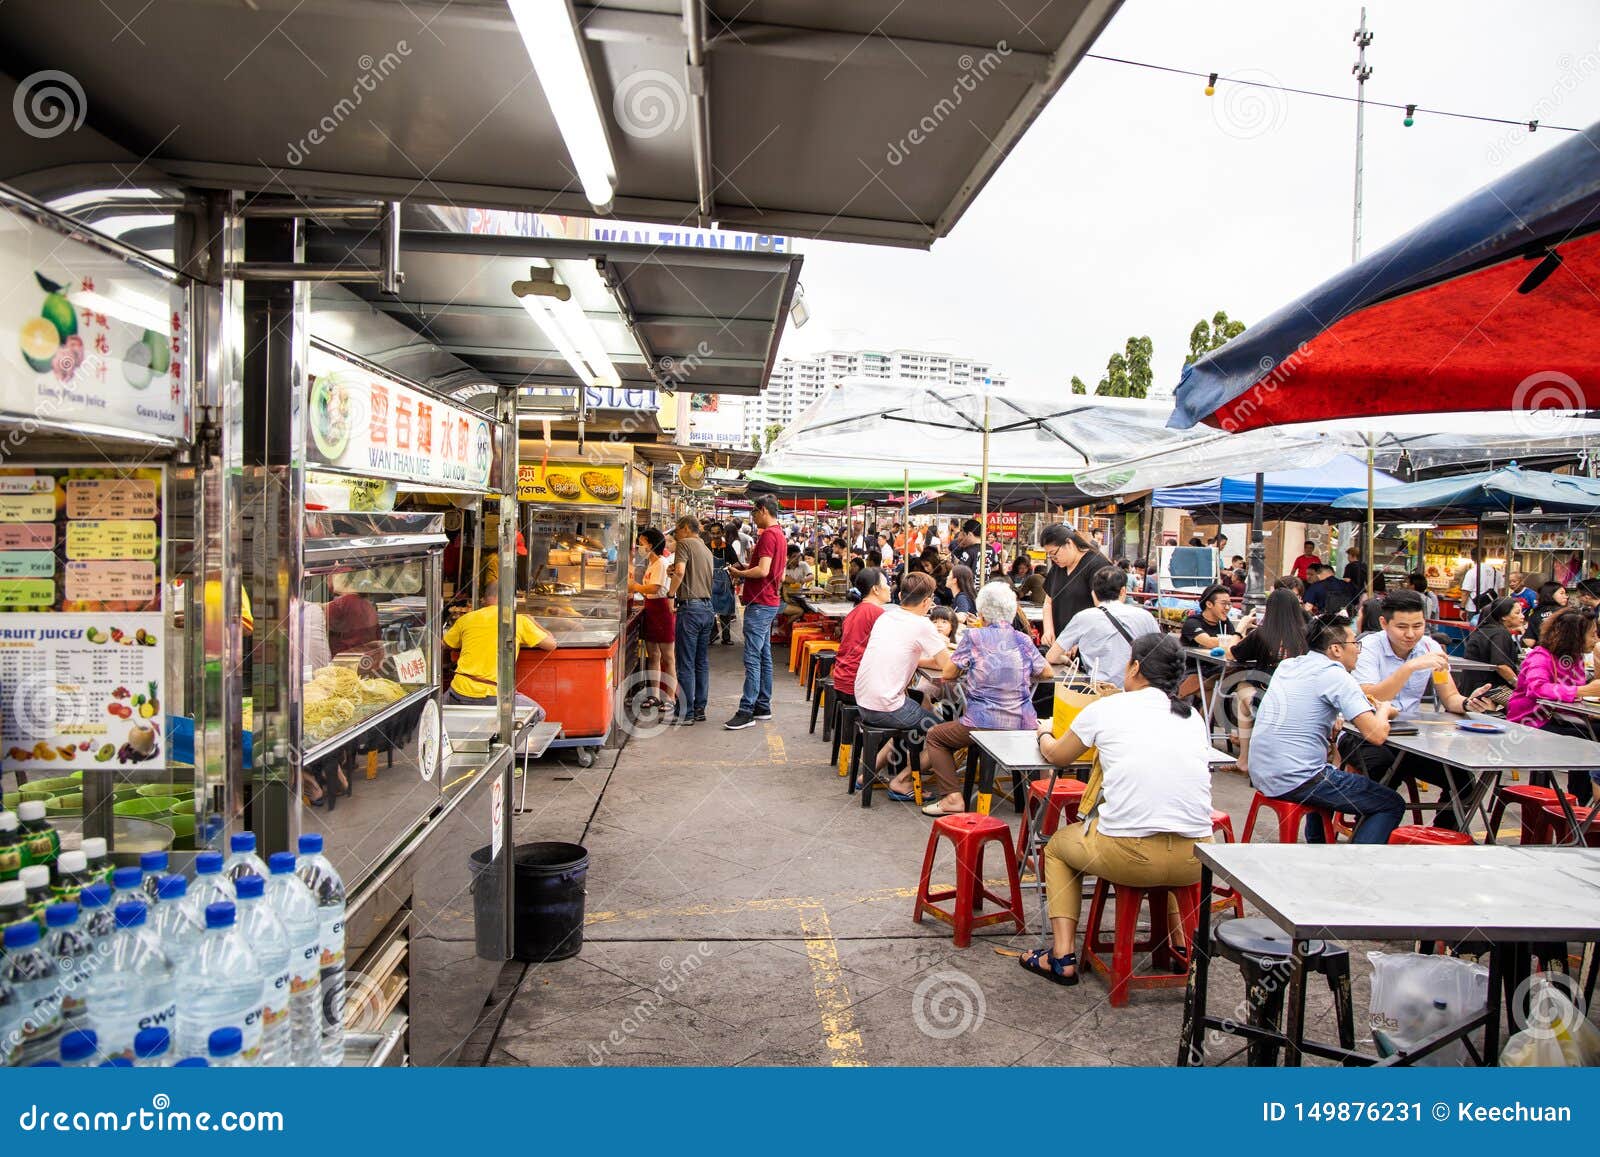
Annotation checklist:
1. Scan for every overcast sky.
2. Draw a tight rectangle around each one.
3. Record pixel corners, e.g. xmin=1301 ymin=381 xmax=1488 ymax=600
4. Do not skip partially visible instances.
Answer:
xmin=773 ymin=0 xmax=1600 ymax=397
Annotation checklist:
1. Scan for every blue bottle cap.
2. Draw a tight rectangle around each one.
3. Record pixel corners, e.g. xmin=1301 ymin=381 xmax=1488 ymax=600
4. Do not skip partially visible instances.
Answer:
xmin=204 ymin=901 xmax=236 ymax=929
xmin=173 ymin=1058 xmax=209 ymax=1068
xmin=156 ymin=874 xmax=187 ymax=901
xmin=112 ymin=866 xmax=142 ymax=889
xmin=78 ymin=882 xmax=111 ymax=910
xmin=3 ymin=921 xmax=40 ymax=947
xmin=99 ymin=1057 xmax=133 ymax=1068
xmin=44 ymin=902 xmax=78 ymax=928
xmin=208 ymin=1027 xmax=242 ymax=1058
xmin=139 ymin=852 xmax=169 ymax=873
xmin=60 ymin=1030 xmax=98 ymax=1063
xmin=298 ymin=833 xmax=324 ymax=855
xmin=194 ymin=851 xmax=223 ymax=874
xmin=268 ymin=852 xmax=297 ymax=875
xmin=230 ymin=832 xmax=256 ymax=854
xmin=113 ymin=902 xmax=148 ymax=929
xmin=28 ymin=1061 xmax=62 ymax=1067
xmin=134 ymin=1027 xmax=170 ymax=1059
xmin=235 ymin=875 xmax=265 ymax=900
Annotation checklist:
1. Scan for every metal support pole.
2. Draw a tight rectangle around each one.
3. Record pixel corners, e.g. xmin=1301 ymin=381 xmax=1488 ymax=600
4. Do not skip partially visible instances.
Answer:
xmin=1249 ymin=472 xmax=1266 ymax=608
xmin=978 ymin=394 xmax=992 ymax=585
xmin=1351 ymin=8 xmax=1372 ymax=263
xmin=1366 ymin=434 xmax=1377 ymax=598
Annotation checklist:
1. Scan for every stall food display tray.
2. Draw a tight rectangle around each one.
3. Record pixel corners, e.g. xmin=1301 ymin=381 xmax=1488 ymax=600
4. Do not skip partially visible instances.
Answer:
xmin=441 ymin=704 xmax=543 ymax=753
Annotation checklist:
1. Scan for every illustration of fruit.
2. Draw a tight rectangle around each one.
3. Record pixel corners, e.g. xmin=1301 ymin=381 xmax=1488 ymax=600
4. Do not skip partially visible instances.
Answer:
xmin=122 ymin=340 xmax=153 ymax=388
xmin=108 ymin=702 xmax=131 ymax=719
xmin=55 ymin=745 xmax=75 ymax=761
xmin=144 ymin=329 xmax=171 ymax=374
xmin=93 ymin=744 xmax=114 ymax=762
xmin=20 ymin=317 xmax=59 ymax=373
xmin=134 ymin=628 xmax=149 ymax=645
xmin=86 ymin=627 xmax=107 ymax=644
xmin=36 ymin=273 xmax=77 ymax=340
xmin=78 ymin=742 xmax=89 ymax=751
xmin=110 ymin=628 xmax=124 ymax=643
xmin=52 ymin=335 xmax=84 ymax=384
xmin=138 ymin=702 xmax=155 ymax=719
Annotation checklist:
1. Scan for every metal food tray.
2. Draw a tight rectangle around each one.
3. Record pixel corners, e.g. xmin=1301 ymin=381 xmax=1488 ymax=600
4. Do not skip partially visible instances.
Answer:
xmin=441 ymin=704 xmax=542 ymax=753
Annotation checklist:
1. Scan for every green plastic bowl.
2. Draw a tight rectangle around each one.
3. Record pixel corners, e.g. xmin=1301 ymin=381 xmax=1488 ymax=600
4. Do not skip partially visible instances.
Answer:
xmin=45 ymin=794 xmax=82 ymax=815
xmin=28 ymin=776 xmax=81 ymax=795
xmin=113 ymin=797 xmax=177 ymax=818
xmin=3 ymin=790 xmax=53 ymax=808
xmin=137 ymin=783 xmax=195 ymax=800
xmin=164 ymin=812 xmax=196 ymax=850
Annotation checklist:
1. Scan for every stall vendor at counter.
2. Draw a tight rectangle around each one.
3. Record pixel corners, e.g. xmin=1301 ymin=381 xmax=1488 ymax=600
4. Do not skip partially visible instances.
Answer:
xmin=443 ymin=584 xmax=557 ymax=705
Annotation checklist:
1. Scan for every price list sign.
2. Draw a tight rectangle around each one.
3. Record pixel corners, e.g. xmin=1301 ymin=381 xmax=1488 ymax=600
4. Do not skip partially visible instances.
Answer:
xmin=0 ymin=467 xmax=166 ymax=772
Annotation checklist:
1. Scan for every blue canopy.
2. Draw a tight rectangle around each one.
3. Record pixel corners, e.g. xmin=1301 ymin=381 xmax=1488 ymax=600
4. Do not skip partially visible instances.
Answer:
xmin=1329 ymin=465 xmax=1600 ymax=519
xmin=1154 ymin=454 xmax=1399 ymax=516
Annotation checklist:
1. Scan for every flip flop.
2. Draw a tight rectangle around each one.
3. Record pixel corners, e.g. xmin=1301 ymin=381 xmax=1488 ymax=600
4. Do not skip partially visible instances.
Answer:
xmin=887 ymin=788 xmax=916 ymax=802
xmin=1019 ymin=947 xmax=1079 ymax=986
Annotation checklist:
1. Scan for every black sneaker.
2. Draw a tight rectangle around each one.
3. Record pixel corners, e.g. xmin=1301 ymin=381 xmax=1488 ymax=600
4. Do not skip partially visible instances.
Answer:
xmin=692 ymin=711 xmax=708 ymax=722
xmin=724 ymin=712 xmax=756 ymax=730
xmin=751 ymin=709 xmax=773 ymax=721
xmin=669 ymin=714 xmax=695 ymax=726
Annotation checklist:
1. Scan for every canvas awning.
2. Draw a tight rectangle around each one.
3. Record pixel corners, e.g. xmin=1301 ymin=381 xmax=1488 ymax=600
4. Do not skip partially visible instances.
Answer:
xmin=1328 ymin=465 xmax=1600 ymax=521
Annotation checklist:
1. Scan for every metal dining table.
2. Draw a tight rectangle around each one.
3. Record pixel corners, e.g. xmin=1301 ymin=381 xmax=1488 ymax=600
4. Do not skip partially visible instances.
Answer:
xmin=1180 ymin=844 xmax=1600 ymax=1067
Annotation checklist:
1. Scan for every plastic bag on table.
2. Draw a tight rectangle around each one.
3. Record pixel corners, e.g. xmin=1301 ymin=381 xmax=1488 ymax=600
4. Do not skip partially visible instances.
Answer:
xmin=1367 ymin=951 xmax=1489 ymax=1066
xmin=1500 ymin=974 xmax=1600 ymax=1066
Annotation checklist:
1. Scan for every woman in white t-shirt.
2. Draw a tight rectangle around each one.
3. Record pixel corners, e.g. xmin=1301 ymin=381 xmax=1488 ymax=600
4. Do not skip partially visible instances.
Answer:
xmin=1021 ymin=632 xmax=1215 ymax=986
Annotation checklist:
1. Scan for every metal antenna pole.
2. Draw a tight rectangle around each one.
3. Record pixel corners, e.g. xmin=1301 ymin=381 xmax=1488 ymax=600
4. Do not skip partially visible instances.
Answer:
xmin=1351 ymin=7 xmax=1373 ymax=262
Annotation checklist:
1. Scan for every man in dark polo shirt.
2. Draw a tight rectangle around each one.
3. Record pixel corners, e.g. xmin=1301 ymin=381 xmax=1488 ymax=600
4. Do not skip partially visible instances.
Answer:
xmin=669 ymin=513 xmax=716 ymax=725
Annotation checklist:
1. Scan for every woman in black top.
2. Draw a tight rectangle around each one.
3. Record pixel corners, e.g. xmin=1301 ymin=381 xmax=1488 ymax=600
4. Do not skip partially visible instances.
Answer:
xmin=946 ymin=564 xmax=978 ymax=617
xmin=1040 ymin=524 xmax=1111 ymax=643
xmin=1524 ymin=580 xmax=1567 ymax=643
xmin=1227 ymin=588 xmax=1308 ymax=674
xmin=1461 ymin=596 xmax=1525 ymax=701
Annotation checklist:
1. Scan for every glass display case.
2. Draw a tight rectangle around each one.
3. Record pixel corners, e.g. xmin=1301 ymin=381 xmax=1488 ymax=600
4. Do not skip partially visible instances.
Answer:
xmin=517 ymin=505 xmax=628 ymax=648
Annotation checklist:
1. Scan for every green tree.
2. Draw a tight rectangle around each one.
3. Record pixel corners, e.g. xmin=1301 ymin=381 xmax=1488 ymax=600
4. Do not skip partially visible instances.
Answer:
xmin=1070 ymin=375 xmax=1087 ymax=395
xmin=1095 ymin=336 xmax=1153 ymax=398
xmin=762 ymin=423 xmax=784 ymax=451
xmin=1184 ymin=310 xmax=1247 ymax=366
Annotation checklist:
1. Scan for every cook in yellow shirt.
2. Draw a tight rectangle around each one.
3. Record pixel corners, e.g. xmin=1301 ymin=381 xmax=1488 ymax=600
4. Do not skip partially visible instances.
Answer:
xmin=443 ymin=600 xmax=556 ymax=702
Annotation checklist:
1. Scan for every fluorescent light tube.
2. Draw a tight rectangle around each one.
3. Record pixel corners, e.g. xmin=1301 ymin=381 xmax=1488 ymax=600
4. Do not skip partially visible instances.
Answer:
xmin=507 ymin=0 xmax=618 ymax=211
xmin=519 ymin=292 xmax=596 ymax=385
xmin=550 ymin=294 xmax=621 ymax=387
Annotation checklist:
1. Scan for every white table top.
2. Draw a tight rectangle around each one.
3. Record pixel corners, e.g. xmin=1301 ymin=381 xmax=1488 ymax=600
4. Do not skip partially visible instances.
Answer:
xmin=970 ymin=728 xmax=1235 ymax=770
xmin=808 ymin=600 xmax=856 ymax=618
xmin=1196 ymin=844 xmax=1600 ymax=941
xmin=1445 ymin=656 xmax=1501 ymax=672
xmin=1538 ymin=696 xmax=1600 ymax=720
xmin=1369 ymin=708 xmax=1600 ymax=773
xmin=1182 ymin=645 xmax=1231 ymax=665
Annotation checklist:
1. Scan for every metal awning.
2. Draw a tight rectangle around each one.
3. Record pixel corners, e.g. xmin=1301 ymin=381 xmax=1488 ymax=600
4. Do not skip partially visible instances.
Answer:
xmin=0 ymin=0 xmax=1119 ymax=249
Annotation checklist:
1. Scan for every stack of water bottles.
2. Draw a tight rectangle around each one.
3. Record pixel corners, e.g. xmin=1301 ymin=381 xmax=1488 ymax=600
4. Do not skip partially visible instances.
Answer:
xmin=0 ymin=830 xmax=345 ymax=1067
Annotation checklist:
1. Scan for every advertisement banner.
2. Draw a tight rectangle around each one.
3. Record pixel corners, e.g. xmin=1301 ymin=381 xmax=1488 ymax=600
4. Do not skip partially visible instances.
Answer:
xmin=307 ymin=346 xmax=494 ymax=490
xmin=987 ymin=511 xmax=1020 ymax=538
xmin=1511 ymin=522 xmax=1588 ymax=552
xmin=518 ymin=461 xmax=626 ymax=505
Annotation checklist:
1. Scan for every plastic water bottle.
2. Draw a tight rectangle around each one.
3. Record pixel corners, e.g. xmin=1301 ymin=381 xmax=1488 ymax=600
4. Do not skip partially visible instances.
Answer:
xmin=2 ymin=920 xmax=61 ymax=1064
xmin=51 ymin=851 xmax=93 ymax=904
xmin=59 ymin=1028 xmax=99 ymax=1067
xmin=134 ymin=1026 xmax=171 ymax=1067
xmin=109 ymin=866 xmax=146 ymax=911
xmin=43 ymin=903 xmax=93 ymax=1027
xmin=172 ymin=1057 xmax=207 ymax=1068
xmin=234 ymin=875 xmax=290 ymax=1066
xmin=207 ymin=1026 xmax=244 ymax=1068
xmin=77 ymin=883 xmax=115 ymax=941
xmin=176 ymin=902 xmax=263 ymax=1063
xmin=85 ymin=903 xmax=176 ymax=1063
xmin=149 ymin=875 xmax=203 ymax=968
xmin=139 ymin=853 xmax=170 ymax=901
xmin=267 ymin=853 xmax=321 ymax=1067
xmin=297 ymin=834 xmax=346 ymax=1066
xmin=223 ymin=832 xmax=270 ymax=883
xmin=185 ymin=852 xmax=235 ymax=922
xmin=0 ymin=977 xmax=20 ymax=1066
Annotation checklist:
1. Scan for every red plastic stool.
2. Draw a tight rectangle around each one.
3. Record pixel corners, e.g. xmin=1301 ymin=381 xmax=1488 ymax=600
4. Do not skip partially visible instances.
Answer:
xmin=1491 ymin=784 xmax=1578 ymax=844
xmin=913 ymin=813 xmax=1026 ymax=948
xmin=1209 ymin=809 xmax=1245 ymax=917
xmin=1241 ymin=791 xmax=1337 ymax=844
xmin=1016 ymin=777 xmax=1087 ymax=867
xmin=1386 ymin=825 xmax=1475 ymax=845
xmin=1540 ymin=804 xmax=1600 ymax=847
xmin=1081 ymin=879 xmax=1203 ymax=1007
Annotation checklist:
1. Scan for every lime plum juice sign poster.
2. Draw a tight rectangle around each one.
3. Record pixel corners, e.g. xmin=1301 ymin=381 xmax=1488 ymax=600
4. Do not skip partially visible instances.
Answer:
xmin=0 ymin=466 xmax=165 ymax=773
xmin=3 ymin=202 xmax=188 ymax=441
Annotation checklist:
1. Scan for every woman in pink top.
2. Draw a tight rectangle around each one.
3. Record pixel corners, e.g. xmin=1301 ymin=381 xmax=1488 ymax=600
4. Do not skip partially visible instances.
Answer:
xmin=1507 ymin=608 xmax=1600 ymax=805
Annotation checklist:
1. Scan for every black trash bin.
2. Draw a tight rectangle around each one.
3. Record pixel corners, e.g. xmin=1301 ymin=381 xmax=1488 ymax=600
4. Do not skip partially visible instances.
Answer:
xmin=468 ymin=845 xmax=509 ymax=961
xmin=511 ymin=841 xmax=589 ymax=962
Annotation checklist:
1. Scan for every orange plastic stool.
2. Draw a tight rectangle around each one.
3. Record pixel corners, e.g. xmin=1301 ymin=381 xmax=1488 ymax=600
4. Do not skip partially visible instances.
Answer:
xmin=1209 ymin=808 xmax=1245 ymax=917
xmin=1016 ymin=778 xmax=1087 ymax=868
xmin=788 ymin=625 xmax=826 ymax=672
xmin=913 ymin=813 xmax=1026 ymax=948
xmin=1540 ymin=803 xmax=1600 ymax=847
xmin=1386 ymin=825 xmax=1475 ymax=845
xmin=1081 ymin=879 xmax=1203 ymax=1007
xmin=1241 ymin=791 xmax=1337 ymax=844
xmin=1491 ymin=784 xmax=1578 ymax=844
xmin=799 ymin=638 xmax=838 ymax=687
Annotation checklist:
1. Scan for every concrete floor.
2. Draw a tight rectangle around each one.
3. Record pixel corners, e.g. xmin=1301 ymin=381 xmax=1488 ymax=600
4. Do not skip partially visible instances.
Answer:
xmin=481 ymin=632 xmax=1414 ymax=1068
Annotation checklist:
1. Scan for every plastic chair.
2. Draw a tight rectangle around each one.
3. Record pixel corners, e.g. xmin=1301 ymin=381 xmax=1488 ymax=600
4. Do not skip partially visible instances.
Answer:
xmin=912 ymin=813 xmax=1026 ymax=948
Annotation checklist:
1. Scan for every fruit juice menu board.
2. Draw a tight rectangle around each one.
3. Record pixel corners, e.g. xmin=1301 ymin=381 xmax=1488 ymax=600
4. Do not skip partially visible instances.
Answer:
xmin=0 ymin=466 xmax=166 ymax=771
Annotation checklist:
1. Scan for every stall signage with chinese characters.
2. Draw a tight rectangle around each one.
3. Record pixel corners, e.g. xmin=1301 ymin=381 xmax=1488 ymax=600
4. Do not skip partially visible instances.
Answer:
xmin=1512 ymin=523 xmax=1589 ymax=552
xmin=2 ymin=205 xmax=188 ymax=441
xmin=307 ymin=347 xmax=494 ymax=490
xmin=0 ymin=466 xmax=166 ymax=772
xmin=517 ymin=461 xmax=625 ymax=506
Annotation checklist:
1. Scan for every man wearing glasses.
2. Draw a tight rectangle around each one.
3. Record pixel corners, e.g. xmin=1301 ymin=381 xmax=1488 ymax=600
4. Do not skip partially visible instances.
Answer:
xmin=1245 ymin=614 xmax=1406 ymax=844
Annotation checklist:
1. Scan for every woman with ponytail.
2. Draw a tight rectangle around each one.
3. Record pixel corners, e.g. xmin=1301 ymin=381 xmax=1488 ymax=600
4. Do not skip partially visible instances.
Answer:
xmin=1021 ymin=633 xmax=1217 ymax=987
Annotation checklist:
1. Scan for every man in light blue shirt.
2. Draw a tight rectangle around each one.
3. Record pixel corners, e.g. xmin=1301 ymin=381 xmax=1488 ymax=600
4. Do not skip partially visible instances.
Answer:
xmin=1248 ymin=614 xmax=1405 ymax=843
xmin=1045 ymin=566 xmax=1158 ymax=688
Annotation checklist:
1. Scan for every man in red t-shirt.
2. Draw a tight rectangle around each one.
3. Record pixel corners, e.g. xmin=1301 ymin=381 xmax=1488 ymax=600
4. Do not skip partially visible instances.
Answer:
xmin=831 ymin=566 xmax=891 ymax=700
xmin=724 ymin=495 xmax=787 ymax=728
xmin=1291 ymin=540 xmax=1322 ymax=583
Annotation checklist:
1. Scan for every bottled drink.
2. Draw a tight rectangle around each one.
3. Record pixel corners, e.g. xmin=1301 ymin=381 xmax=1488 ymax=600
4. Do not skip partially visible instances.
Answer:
xmin=224 ymin=832 xmax=270 ymax=883
xmin=297 ymin=834 xmax=346 ymax=1066
xmin=185 ymin=852 xmax=235 ymax=923
xmin=0 ymin=977 xmax=20 ymax=1066
xmin=51 ymin=850 xmax=92 ymax=904
xmin=234 ymin=875 xmax=290 ymax=1066
xmin=0 ymin=880 xmax=28 ymax=931
xmin=19 ymin=865 xmax=51 ymax=920
xmin=176 ymin=902 xmax=264 ymax=1062
xmin=99 ymin=1057 xmax=132 ymax=1068
xmin=267 ymin=852 xmax=321 ymax=1067
xmin=0 ymin=812 xmax=22 ymax=882
xmin=109 ymin=866 xmax=146 ymax=911
xmin=139 ymin=853 xmax=170 ymax=901
xmin=172 ymin=1057 xmax=208 ymax=1068
xmin=1 ymin=920 xmax=61 ymax=1064
xmin=149 ymin=875 xmax=203 ymax=968
xmin=207 ymin=1026 xmax=244 ymax=1068
xmin=80 ymin=838 xmax=110 ymax=884
xmin=85 ymin=902 xmax=176 ymax=1062
xmin=134 ymin=1026 xmax=170 ymax=1067
xmin=43 ymin=903 xmax=93 ymax=1027
xmin=60 ymin=1028 xmax=99 ymax=1067
xmin=14 ymin=802 xmax=57 ymax=867
xmin=77 ymin=883 xmax=115 ymax=941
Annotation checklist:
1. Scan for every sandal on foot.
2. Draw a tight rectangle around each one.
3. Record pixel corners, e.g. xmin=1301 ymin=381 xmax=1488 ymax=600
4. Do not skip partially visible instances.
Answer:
xmin=887 ymin=788 xmax=916 ymax=802
xmin=1019 ymin=947 xmax=1078 ymax=986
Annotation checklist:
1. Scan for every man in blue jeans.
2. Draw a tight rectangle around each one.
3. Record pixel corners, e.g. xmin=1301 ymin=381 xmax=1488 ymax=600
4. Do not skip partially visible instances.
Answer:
xmin=724 ymin=495 xmax=786 ymax=729
xmin=1247 ymin=613 xmax=1406 ymax=843
xmin=669 ymin=514 xmax=717 ymax=724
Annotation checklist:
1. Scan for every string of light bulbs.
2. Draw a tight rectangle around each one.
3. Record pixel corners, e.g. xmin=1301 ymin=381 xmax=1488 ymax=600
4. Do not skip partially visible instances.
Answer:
xmin=1084 ymin=52 xmax=1584 ymax=133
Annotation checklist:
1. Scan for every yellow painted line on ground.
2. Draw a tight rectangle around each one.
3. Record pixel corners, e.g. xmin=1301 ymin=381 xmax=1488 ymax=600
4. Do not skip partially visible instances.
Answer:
xmin=767 ymin=734 xmax=787 ymax=763
xmin=795 ymin=902 xmax=865 ymax=1067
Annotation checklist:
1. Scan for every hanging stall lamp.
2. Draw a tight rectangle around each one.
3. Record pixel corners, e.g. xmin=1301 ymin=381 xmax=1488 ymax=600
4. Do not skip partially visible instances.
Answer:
xmin=1204 ymin=72 xmax=1217 ymax=97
